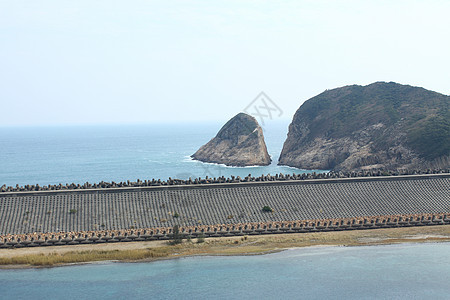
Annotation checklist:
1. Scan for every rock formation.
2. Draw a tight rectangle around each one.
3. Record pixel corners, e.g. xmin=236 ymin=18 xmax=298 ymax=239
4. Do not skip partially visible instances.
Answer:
xmin=279 ymin=82 xmax=449 ymax=171
xmin=192 ymin=113 xmax=271 ymax=166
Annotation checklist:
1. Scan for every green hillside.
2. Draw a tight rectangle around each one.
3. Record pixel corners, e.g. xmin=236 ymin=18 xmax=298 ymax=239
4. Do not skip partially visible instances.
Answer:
xmin=279 ymin=82 xmax=449 ymax=170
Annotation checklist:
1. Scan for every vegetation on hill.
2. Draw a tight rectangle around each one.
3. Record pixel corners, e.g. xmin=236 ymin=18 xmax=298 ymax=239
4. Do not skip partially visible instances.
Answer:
xmin=407 ymin=114 xmax=450 ymax=160
xmin=279 ymin=82 xmax=449 ymax=170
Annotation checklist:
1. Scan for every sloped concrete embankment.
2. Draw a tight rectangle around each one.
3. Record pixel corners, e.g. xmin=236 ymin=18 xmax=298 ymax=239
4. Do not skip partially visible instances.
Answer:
xmin=1 ymin=213 xmax=449 ymax=248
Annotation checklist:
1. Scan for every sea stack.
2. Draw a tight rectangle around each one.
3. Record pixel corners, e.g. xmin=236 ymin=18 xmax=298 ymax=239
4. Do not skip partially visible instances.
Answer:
xmin=192 ymin=113 xmax=271 ymax=166
xmin=279 ymin=82 xmax=450 ymax=171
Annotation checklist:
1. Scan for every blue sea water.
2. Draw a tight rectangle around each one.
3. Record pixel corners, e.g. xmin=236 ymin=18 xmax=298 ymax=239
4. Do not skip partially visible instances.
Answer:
xmin=0 ymin=243 xmax=449 ymax=299
xmin=0 ymin=121 xmax=320 ymax=187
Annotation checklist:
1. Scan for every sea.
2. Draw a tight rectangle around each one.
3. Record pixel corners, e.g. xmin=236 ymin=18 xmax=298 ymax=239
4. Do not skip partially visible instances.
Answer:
xmin=0 ymin=121 xmax=315 ymax=187
xmin=0 ymin=122 xmax=449 ymax=299
xmin=1 ymin=243 xmax=450 ymax=299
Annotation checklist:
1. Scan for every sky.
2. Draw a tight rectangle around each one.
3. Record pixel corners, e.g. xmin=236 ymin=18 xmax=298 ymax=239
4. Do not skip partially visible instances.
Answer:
xmin=1 ymin=0 xmax=449 ymax=126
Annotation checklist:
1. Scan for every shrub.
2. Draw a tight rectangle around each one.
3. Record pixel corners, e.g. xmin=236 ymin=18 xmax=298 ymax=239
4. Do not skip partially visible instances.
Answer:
xmin=69 ymin=209 xmax=77 ymax=214
xmin=169 ymin=225 xmax=183 ymax=245
xmin=197 ymin=233 xmax=205 ymax=243
xmin=262 ymin=206 xmax=273 ymax=213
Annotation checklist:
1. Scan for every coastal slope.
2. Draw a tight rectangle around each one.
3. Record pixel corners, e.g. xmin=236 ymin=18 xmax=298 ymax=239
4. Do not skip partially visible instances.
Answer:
xmin=192 ymin=113 xmax=271 ymax=166
xmin=279 ymin=82 xmax=450 ymax=171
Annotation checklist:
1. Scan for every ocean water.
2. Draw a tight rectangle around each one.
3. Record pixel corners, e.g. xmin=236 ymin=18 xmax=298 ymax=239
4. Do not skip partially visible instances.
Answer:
xmin=0 ymin=243 xmax=449 ymax=299
xmin=0 ymin=121 xmax=320 ymax=187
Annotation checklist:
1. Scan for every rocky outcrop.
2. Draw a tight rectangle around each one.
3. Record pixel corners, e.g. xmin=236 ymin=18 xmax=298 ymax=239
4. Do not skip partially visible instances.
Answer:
xmin=279 ymin=82 xmax=449 ymax=171
xmin=192 ymin=113 xmax=271 ymax=166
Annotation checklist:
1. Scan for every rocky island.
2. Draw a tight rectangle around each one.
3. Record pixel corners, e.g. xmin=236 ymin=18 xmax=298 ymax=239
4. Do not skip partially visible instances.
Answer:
xmin=192 ymin=112 xmax=271 ymax=166
xmin=279 ymin=82 xmax=449 ymax=171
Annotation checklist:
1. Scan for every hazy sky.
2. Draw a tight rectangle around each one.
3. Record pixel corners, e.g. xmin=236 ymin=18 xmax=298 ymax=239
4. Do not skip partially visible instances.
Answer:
xmin=1 ymin=0 xmax=449 ymax=126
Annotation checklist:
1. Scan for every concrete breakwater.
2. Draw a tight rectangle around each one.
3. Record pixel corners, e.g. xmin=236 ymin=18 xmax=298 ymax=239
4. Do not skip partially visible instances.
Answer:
xmin=1 ymin=213 xmax=449 ymax=248
xmin=1 ymin=169 xmax=449 ymax=193
xmin=0 ymin=174 xmax=448 ymax=242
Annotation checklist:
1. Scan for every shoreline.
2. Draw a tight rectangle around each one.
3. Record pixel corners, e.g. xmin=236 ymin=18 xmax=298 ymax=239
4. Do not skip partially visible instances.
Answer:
xmin=1 ymin=225 xmax=449 ymax=269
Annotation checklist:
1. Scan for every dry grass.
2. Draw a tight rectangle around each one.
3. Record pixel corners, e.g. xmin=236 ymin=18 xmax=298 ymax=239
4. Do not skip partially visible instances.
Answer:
xmin=1 ymin=225 xmax=450 ymax=267
xmin=0 ymin=248 xmax=171 ymax=266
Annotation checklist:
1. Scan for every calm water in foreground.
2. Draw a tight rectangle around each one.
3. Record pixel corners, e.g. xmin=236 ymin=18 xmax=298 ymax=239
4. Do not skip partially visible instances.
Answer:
xmin=1 ymin=243 xmax=449 ymax=299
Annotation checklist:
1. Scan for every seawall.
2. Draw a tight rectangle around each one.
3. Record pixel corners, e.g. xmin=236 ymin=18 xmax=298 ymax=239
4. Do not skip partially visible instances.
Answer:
xmin=0 ymin=174 xmax=449 ymax=247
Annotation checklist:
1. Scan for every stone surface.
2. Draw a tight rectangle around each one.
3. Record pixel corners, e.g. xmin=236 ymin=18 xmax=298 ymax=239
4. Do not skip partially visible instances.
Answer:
xmin=0 ymin=175 xmax=448 ymax=235
xmin=279 ymin=82 xmax=449 ymax=171
xmin=192 ymin=113 xmax=271 ymax=166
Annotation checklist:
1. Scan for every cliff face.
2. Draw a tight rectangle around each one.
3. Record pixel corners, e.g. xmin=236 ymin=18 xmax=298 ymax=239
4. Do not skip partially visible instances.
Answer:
xmin=279 ymin=82 xmax=450 ymax=171
xmin=192 ymin=113 xmax=271 ymax=167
